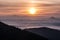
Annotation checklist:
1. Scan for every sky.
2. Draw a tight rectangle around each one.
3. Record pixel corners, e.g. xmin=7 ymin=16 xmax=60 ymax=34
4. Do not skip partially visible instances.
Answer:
xmin=0 ymin=0 xmax=60 ymax=16
xmin=0 ymin=0 xmax=60 ymax=4
xmin=0 ymin=0 xmax=60 ymax=30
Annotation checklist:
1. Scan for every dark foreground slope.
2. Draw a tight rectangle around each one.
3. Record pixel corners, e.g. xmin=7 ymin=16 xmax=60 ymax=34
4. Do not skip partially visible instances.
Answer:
xmin=0 ymin=22 xmax=47 ymax=40
xmin=25 ymin=27 xmax=60 ymax=40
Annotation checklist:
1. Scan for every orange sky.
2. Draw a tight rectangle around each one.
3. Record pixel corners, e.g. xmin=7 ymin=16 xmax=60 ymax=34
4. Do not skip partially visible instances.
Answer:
xmin=0 ymin=0 xmax=60 ymax=4
xmin=0 ymin=0 xmax=60 ymax=16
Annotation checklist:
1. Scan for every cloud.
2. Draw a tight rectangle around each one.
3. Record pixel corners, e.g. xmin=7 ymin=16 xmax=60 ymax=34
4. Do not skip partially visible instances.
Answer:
xmin=0 ymin=0 xmax=60 ymax=16
xmin=0 ymin=0 xmax=60 ymax=4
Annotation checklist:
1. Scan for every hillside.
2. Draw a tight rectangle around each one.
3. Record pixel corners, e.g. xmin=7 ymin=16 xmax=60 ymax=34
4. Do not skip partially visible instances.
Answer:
xmin=0 ymin=22 xmax=47 ymax=40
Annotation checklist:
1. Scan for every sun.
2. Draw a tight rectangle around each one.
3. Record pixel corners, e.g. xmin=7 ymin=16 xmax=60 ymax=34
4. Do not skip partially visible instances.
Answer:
xmin=28 ymin=7 xmax=36 ymax=14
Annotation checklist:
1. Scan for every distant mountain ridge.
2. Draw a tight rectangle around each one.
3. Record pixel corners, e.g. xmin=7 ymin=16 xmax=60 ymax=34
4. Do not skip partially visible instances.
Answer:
xmin=25 ymin=27 xmax=60 ymax=40
xmin=0 ymin=21 xmax=60 ymax=40
xmin=0 ymin=22 xmax=47 ymax=40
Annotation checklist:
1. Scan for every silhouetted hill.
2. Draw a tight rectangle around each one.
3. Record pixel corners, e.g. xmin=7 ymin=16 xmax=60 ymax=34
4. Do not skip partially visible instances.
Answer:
xmin=25 ymin=27 xmax=60 ymax=40
xmin=0 ymin=22 xmax=47 ymax=40
xmin=0 ymin=22 xmax=23 ymax=40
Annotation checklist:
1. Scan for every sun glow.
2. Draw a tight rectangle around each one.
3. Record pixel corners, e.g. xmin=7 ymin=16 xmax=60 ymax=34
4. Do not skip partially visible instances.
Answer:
xmin=28 ymin=7 xmax=36 ymax=14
